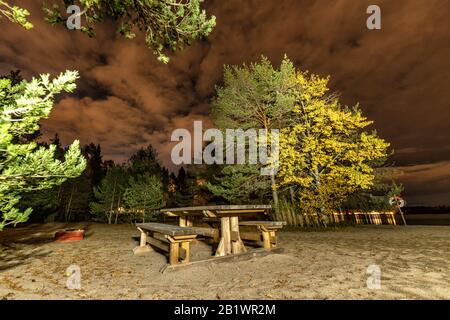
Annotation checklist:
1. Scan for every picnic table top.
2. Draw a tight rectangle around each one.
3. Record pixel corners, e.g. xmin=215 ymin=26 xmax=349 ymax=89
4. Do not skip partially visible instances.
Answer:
xmin=160 ymin=205 xmax=271 ymax=217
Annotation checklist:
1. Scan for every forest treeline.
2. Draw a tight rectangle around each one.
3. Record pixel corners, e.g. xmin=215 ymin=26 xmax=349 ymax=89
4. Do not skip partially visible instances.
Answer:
xmin=20 ymin=137 xmax=202 ymax=224
xmin=22 ymin=133 xmax=401 ymax=225
xmin=2 ymin=56 xmax=403 ymax=229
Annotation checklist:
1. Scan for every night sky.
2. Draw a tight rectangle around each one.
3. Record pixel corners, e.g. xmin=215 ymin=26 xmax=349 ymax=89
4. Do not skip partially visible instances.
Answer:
xmin=0 ymin=0 xmax=449 ymax=206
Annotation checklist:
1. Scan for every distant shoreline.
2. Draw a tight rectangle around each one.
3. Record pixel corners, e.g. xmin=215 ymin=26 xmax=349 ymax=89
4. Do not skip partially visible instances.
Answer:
xmin=404 ymin=206 xmax=450 ymax=212
xmin=404 ymin=213 xmax=450 ymax=226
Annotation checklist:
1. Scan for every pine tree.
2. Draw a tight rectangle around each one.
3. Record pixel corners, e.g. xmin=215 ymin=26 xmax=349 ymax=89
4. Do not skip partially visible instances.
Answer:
xmin=59 ymin=173 xmax=92 ymax=222
xmin=173 ymin=167 xmax=195 ymax=207
xmin=83 ymin=143 xmax=105 ymax=187
xmin=17 ymin=133 xmax=66 ymax=222
xmin=0 ymin=71 xmax=86 ymax=230
xmin=91 ymin=165 xmax=128 ymax=224
xmin=129 ymin=145 xmax=162 ymax=177
xmin=210 ymin=56 xmax=298 ymax=210
xmin=206 ymin=165 xmax=270 ymax=204
xmin=0 ymin=1 xmax=33 ymax=29
xmin=1 ymin=0 xmax=216 ymax=63
xmin=123 ymin=174 xmax=165 ymax=222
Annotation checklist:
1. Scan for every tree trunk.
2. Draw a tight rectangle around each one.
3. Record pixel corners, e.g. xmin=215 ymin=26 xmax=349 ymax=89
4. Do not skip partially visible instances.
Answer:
xmin=290 ymin=207 xmax=297 ymax=226
xmin=65 ymin=184 xmax=75 ymax=222
xmin=57 ymin=185 xmax=64 ymax=221
xmin=313 ymin=170 xmax=327 ymax=228
xmin=114 ymin=192 xmax=121 ymax=224
xmin=289 ymin=187 xmax=296 ymax=204
xmin=270 ymin=174 xmax=279 ymax=216
xmin=108 ymin=178 xmax=117 ymax=225
xmin=318 ymin=208 xmax=327 ymax=228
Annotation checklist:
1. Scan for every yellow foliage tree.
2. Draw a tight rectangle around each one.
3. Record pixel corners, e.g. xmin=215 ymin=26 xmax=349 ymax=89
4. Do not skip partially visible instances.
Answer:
xmin=278 ymin=71 xmax=390 ymax=225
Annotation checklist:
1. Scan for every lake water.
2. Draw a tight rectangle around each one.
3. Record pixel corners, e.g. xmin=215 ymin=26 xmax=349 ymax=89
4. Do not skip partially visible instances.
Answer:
xmin=404 ymin=213 xmax=450 ymax=226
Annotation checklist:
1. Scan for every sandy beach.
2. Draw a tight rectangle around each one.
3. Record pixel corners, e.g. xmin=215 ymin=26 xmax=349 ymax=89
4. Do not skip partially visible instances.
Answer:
xmin=0 ymin=223 xmax=449 ymax=300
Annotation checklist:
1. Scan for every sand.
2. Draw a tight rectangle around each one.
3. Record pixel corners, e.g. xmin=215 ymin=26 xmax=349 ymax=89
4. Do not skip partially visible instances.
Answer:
xmin=0 ymin=223 xmax=449 ymax=300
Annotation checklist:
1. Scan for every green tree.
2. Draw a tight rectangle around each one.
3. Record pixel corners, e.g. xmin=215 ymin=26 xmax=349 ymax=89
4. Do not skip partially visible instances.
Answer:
xmin=50 ymin=133 xmax=65 ymax=161
xmin=19 ymin=186 xmax=60 ymax=222
xmin=58 ymin=142 xmax=107 ymax=222
xmin=1 ymin=0 xmax=216 ymax=63
xmin=173 ymin=167 xmax=195 ymax=207
xmin=206 ymin=164 xmax=270 ymax=204
xmin=210 ymin=56 xmax=297 ymax=210
xmin=17 ymin=134 xmax=67 ymax=223
xmin=83 ymin=143 xmax=105 ymax=187
xmin=212 ymin=56 xmax=296 ymax=130
xmin=91 ymin=165 xmax=128 ymax=224
xmin=0 ymin=71 xmax=86 ymax=230
xmin=129 ymin=144 xmax=162 ymax=177
xmin=0 ymin=0 xmax=33 ymax=29
xmin=59 ymin=173 xmax=92 ymax=222
xmin=124 ymin=174 xmax=165 ymax=222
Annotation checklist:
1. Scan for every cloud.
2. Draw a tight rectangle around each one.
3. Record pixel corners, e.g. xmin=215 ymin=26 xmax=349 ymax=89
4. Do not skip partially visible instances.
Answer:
xmin=394 ymin=162 xmax=450 ymax=205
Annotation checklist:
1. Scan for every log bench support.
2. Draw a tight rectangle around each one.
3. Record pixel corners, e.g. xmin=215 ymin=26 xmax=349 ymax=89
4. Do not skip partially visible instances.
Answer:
xmin=179 ymin=216 xmax=193 ymax=227
xmin=239 ymin=221 xmax=286 ymax=249
xmin=134 ymin=225 xmax=198 ymax=265
xmin=133 ymin=227 xmax=153 ymax=255
xmin=215 ymin=217 xmax=246 ymax=256
xmin=257 ymin=226 xmax=278 ymax=249
xmin=134 ymin=223 xmax=217 ymax=265
xmin=166 ymin=235 xmax=197 ymax=265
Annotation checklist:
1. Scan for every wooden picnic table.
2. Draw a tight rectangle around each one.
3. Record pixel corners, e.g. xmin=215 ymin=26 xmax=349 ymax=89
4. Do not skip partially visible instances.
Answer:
xmin=160 ymin=205 xmax=271 ymax=257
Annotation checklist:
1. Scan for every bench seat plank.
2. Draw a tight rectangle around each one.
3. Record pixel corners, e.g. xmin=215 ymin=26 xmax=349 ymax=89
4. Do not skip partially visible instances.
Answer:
xmin=136 ymin=223 xmax=216 ymax=237
xmin=239 ymin=221 xmax=286 ymax=227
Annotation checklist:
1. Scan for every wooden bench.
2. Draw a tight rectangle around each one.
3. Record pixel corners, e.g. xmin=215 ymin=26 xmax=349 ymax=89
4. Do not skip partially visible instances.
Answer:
xmin=239 ymin=221 xmax=286 ymax=249
xmin=134 ymin=223 xmax=216 ymax=265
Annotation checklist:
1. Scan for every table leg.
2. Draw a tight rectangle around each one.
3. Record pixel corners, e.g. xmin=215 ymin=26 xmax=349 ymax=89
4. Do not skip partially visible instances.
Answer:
xmin=258 ymin=226 xmax=272 ymax=249
xmin=179 ymin=216 xmax=194 ymax=227
xmin=215 ymin=217 xmax=232 ymax=256
xmin=230 ymin=216 xmax=246 ymax=254
xmin=206 ymin=222 xmax=220 ymax=243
